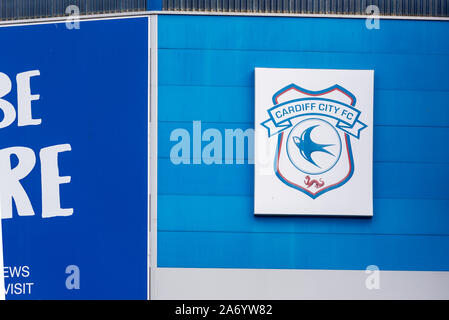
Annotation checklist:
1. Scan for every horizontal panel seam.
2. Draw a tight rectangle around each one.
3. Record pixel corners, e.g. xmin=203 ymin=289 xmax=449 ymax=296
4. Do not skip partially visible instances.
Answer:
xmin=156 ymin=192 xmax=449 ymax=200
xmin=158 ymin=84 xmax=449 ymax=93
xmin=158 ymin=194 xmax=449 ymax=202
xmin=158 ymin=82 xmax=449 ymax=91
xmin=157 ymin=157 xmax=449 ymax=164
xmin=158 ymin=47 xmax=449 ymax=57
xmin=158 ymin=230 xmax=449 ymax=237
xmin=158 ymin=121 xmax=449 ymax=128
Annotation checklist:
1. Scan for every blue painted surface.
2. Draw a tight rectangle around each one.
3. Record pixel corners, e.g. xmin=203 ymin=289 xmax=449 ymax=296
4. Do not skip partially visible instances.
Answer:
xmin=159 ymin=122 xmax=449 ymax=163
xmin=157 ymin=15 xmax=449 ymax=271
xmin=159 ymin=159 xmax=449 ymax=199
xmin=159 ymin=196 xmax=449 ymax=235
xmin=159 ymin=86 xmax=449 ymax=126
xmin=158 ymin=16 xmax=449 ymax=54
xmin=159 ymin=49 xmax=449 ymax=90
xmin=159 ymin=231 xmax=449 ymax=271
xmin=0 ymin=18 xmax=148 ymax=299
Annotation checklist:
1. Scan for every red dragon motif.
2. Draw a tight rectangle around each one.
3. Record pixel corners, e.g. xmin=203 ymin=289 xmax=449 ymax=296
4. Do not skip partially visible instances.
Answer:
xmin=304 ymin=175 xmax=325 ymax=189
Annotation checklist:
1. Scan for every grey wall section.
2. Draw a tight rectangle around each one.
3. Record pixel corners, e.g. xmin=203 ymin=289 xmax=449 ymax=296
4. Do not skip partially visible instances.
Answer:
xmin=0 ymin=0 xmax=146 ymax=21
xmin=163 ymin=0 xmax=449 ymax=17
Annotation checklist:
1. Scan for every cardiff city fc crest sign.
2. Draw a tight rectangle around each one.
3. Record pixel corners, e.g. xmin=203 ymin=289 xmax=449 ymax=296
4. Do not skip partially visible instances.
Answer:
xmin=254 ymin=68 xmax=374 ymax=216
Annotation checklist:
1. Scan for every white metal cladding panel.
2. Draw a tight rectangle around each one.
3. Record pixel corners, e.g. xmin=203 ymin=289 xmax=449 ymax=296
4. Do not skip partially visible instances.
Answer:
xmin=0 ymin=0 xmax=146 ymax=21
xmin=163 ymin=0 xmax=449 ymax=17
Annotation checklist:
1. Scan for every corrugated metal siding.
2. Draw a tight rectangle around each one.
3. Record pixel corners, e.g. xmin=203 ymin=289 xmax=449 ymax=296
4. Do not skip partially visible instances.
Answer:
xmin=163 ymin=0 xmax=449 ymax=16
xmin=0 ymin=0 xmax=146 ymax=21
xmin=1 ymin=0 xmax=448 ymax=19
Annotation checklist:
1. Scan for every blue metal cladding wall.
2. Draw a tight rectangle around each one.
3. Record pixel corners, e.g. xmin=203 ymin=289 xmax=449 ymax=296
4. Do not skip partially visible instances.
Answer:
xmin=157 ymin=15 xmax=449 ymax=271
xmin=1 ymin=17 xmax=148 ymax=299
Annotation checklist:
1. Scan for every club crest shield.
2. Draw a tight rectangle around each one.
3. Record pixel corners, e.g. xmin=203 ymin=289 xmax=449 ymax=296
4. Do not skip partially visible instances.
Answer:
xmin=261 ymin=83 xmax=367 ymax=199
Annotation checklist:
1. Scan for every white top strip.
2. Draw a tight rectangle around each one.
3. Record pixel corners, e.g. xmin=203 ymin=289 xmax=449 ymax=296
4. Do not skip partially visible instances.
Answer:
xmin=0 ymin=10 xmax=448 ymax=27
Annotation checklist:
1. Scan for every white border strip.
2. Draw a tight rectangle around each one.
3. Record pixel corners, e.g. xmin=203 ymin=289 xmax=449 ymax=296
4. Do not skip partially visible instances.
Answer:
xmin=0 ymin=10 xmax=448 ymax=27
xmin=154 ymin=267 xmax=449 ymax=300
xmin=147 ymin=15 xmax=151 ymax=301
xmin=149 ymin=14 xmax=159 ymax=301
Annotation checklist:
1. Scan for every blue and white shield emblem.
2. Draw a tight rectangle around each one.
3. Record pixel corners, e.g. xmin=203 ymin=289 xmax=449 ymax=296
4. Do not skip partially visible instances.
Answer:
xmin=261 ymin=83 xmax=367 ymax=199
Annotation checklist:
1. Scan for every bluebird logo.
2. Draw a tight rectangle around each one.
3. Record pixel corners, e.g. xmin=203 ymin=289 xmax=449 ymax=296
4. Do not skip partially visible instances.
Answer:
xmin=289 ymin=120 xmax=341 ymax=174
xmin=293 ymin=126 xmax=335 ymax=167
xmin=261 ymin=84 xmax=367 ymax=199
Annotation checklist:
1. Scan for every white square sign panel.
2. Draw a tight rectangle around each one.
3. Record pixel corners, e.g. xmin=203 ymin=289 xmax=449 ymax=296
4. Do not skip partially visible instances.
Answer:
xmin=255 ymin=68 xmax=374 ymax=216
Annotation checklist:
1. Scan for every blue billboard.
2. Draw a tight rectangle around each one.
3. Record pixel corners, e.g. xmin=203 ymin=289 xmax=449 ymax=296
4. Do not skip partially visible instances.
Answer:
xmin=0 ymin=17 xmax=149 ymax=299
